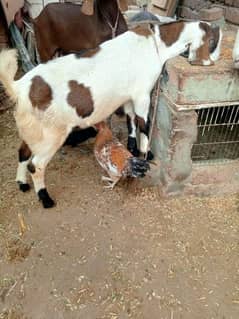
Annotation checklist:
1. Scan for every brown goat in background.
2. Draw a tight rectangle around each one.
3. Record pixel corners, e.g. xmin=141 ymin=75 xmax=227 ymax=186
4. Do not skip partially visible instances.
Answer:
xmin=33 ymin=0 xmax=128 ymax=62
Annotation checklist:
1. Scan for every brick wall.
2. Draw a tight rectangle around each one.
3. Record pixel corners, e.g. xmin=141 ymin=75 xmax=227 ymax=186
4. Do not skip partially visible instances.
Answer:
xmin=178 ymin=0 xmax=239 ymax=24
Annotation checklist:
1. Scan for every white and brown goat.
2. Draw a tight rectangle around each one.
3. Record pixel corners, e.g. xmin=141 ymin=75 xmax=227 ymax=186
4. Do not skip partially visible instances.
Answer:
xmin=0 ymin=20 xmax=222 ymax=208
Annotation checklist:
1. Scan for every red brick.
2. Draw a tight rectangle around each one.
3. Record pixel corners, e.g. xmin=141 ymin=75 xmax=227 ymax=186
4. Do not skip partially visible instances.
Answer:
xmin=225 ymin=6 xmax=239 ymax=24
xmin=199 ymin=7 xmax=224 ymax=21
xmin=232 ymin=0 xmax=239 ymax=7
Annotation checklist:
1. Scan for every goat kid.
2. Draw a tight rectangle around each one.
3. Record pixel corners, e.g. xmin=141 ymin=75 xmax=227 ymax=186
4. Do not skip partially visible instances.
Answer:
xmin=0 ymin=21 xmax=222 ymax=208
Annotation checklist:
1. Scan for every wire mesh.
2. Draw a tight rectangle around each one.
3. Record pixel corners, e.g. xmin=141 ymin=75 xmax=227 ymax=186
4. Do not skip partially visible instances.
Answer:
xmin=192 ymin=105 xmax=239 ymax=162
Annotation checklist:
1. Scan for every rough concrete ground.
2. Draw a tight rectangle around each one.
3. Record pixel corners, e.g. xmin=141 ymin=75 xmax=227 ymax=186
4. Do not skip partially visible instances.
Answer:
xmin=0 ymin=110 xmax=239 ymax=319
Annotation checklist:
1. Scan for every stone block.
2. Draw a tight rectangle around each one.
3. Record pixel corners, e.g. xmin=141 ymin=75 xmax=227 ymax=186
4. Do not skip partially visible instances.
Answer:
xmin=225 ymin=0 xmax=239 ymax=7
xmin=179 ymin=6 xmax=199 ymax=19
xmin=199 ymin=7 xmax=224 ymax=21
xmin=154 ymin=95 xmax=197 ymax=194
xmin=225 ymin=6 xmax=239 ymax=24
xmin=232 ymin=0 xmax=239 ymax=7
xmin=180 ymin=0 xmax=203 ymax=10
xmin=149 ymin=4 xmax=168 ymax=16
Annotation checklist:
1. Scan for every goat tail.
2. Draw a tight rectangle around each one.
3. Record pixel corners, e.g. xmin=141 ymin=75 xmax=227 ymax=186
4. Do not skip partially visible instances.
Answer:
xmin=0 ymin=49 xmax=18 ymax=101
xmin=233 ymin=30 xmax=239 ymax=68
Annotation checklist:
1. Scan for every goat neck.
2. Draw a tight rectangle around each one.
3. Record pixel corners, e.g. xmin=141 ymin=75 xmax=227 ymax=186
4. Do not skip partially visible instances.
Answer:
xmin=97 ymin=0 xmax=127 ymax=38
xmin=156 ymin=21 xmax=191 ymax=64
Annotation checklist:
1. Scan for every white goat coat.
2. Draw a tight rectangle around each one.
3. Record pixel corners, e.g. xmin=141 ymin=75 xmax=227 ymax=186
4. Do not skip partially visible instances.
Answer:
xmin=14 ymin=30 xmax=159 ymax=138
xmin=12 ymin=22 xmax=221 ymax=155
xmin=0 ymin=20 xmax=222 ymax=207
xmin=12 ymin=30 xmax=163 ymax=157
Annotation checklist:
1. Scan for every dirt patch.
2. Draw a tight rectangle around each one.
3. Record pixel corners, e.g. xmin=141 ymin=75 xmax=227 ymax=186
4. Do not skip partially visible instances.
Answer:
xmin=3 ymin=238 xmax=32 ymax=263
xmin=0 ymin=307 xmax=26 ymax=319
xmin=0 ymin=109 xmax=239 ymax=318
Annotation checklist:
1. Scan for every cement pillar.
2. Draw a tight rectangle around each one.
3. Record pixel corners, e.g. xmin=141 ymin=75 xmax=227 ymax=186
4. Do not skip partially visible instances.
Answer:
xmin=152 ymin=95 xmax=198 ymax=194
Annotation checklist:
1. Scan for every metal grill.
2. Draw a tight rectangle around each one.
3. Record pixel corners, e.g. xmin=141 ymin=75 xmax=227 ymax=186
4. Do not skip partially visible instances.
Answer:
xmin=192 ymin=105 xmax=239 ymax=162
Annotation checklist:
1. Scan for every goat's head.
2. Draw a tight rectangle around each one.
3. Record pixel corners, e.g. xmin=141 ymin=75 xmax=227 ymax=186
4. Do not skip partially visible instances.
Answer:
xmin=188 ymin=22 xmax=222 ymax=66
xmin=81 ymin=0 xmax=128 ymax=15
xmin=157 ymin=21 xmax=222 ymax=66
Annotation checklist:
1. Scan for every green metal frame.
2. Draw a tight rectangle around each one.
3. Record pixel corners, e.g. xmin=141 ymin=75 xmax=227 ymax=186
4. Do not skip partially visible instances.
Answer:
xmin=9 ymin=22 xmax=35 ymax=73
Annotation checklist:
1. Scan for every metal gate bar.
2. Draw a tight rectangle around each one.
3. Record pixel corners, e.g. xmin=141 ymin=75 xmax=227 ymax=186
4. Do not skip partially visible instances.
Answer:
xmin=192 ymin=105 xmax=239 ymax=162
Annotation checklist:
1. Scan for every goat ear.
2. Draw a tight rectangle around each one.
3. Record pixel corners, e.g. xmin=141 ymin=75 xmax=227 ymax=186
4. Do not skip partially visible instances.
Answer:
xmin=118 ymin=0 xmax=128 ymax=12
xmin=81 ymin=0 xmax=94 ymax=15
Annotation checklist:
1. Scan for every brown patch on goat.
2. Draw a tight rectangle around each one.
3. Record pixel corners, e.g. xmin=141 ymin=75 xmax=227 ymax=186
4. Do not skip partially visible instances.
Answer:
xmin=19 ymin=141 xmax=32 ymax=162
xmin=27 ymin=162 xmax=36 ymax=174
xmin=190 ymin=22 xmax=217 ymax=64
xmin=159 ymin=21 xmax=185 ymax=46
xmin=137 ymin=116 xmax=146 ymax=131
xmin=29 ymin=76 xmax=52 ymax=111
xmin=67 ymin=81 xmax=94 ymax=118
xmin=199 ymin=22 xmax=219 ymax=54
xmin=131 ymin=24 xmax=152 ymax=38
xmin=137 ymin=116 xmax=150 ymax=135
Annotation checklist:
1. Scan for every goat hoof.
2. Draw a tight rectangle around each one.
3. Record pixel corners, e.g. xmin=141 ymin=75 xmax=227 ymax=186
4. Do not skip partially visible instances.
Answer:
xmin=42 ymin=199 xmax=55 ymax=209
xmin=146 ymin=151 xmax=154 ymax=161
xmin=38 ymin=188 xmax=55 ymax=209
xmin=18 ymin=182 xmax=31 ymax=192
